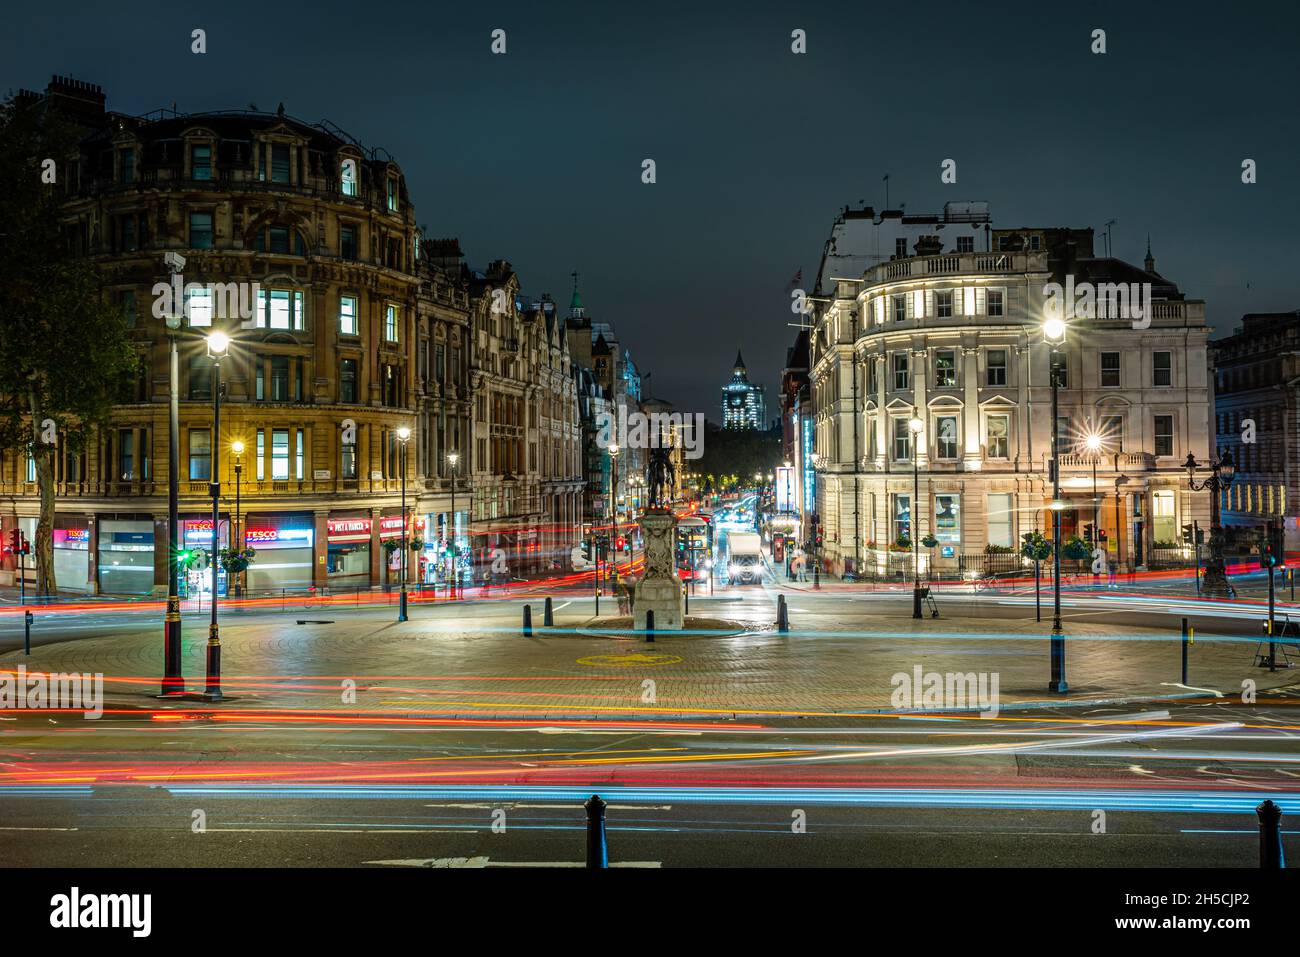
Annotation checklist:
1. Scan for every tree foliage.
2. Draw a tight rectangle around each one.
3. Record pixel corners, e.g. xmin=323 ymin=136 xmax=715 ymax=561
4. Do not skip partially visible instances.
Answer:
xmin=0 ymin=93 xmax=138 ymax=593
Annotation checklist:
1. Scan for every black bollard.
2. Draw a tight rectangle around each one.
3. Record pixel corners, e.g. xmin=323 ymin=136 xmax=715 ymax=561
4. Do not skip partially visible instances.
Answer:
xmin=778 ymin=594 xmax=788 ymax=633
xmin=1257 ymin=799 xmax=1285 ymax=868
xmin=544 ymin=595 xmax=554 ymax=627
xmin=523 ymin=604 xmax=533 ymax=637
xmin=24 ymin=609 xmax=33 ymax=655
xmin=683 ymin=582 xmax=689 ymax=615
xmin=1181 ymin=617 xmax=1189 ymax=685
xmin=585 ymin=794 xmax=608 ymax=868
xmin=646 ymin=608 xmax=655 ymax=642
xmin=814 ymin=562 xmax=820 ymax=589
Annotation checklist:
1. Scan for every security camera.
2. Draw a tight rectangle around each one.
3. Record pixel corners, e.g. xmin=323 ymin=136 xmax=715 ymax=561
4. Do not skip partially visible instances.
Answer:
xmin=163 ymin=251 xmax=187 ymax=272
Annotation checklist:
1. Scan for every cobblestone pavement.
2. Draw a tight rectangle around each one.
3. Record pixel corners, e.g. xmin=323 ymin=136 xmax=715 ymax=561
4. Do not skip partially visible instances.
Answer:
xmin=4 ymin=594 xmax=1293 ymax=719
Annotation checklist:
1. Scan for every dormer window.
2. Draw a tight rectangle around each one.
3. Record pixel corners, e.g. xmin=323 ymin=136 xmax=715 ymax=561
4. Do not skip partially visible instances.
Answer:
xmin=191 ymin=144 xmax=212 ymax=181
xmin=271 ymin=144 xmax=291 ymax=183
xmin=340 ymin=158 xmax=358 ymax=197
xmin=387 ymin=177 xmax=398 ymax=212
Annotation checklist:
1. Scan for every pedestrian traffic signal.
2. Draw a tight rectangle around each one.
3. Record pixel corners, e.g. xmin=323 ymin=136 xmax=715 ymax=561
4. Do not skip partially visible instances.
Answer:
xmin=1097 ymin=528 xmax=1108 ymax=543
xmin=4 ymin=529 xmax=17 ymax=555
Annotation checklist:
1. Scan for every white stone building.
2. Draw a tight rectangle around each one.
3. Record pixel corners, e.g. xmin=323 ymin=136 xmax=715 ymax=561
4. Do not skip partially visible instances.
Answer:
xmin=808 ymin=204 xmax=1214 ymax=578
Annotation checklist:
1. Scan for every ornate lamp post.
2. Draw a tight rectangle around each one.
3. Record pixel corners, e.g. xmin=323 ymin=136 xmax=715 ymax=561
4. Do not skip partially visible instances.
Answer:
xmin=1184 ymin=450 xmax=1236 ymax=598
xmin=203 ymin=330 xmax=231 ymax=701
xmin=395 ymin=426 xmax=412 ymax=621
xmin=230 ymin=440 xmax=244 ymax=598
xmin=160 ymin=255 xmax=185 ymax=696
xmin=909 ymin=416 xmax=924 ymax=619
xmin=1044 ymin=315 xmax=1068 ymax=692
xmin=447 ymin=451 xmax=459 ymax=598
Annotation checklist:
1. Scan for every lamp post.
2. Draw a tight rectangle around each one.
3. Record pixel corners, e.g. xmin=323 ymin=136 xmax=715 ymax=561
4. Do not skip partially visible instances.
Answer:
xmin=203 ymin=330 xmax=231 ymax=701
xmin=1184 ymin=450 xmax=1236 ymax=598
xmin=396 ymin=426 xmax=412 ymax=621
xmin=161 ymin=258 xmax=185 ymax=696
xmin=1084 ymin=432 xmax=1103 ymax=584
xmin=609 ymin=443 xmax=621 ymax=577
xmin=1044 ymin=316 xmax=1068 ymax=693
xmin=447 ymin=451 xmax=459 ymax=598
xmin=909 ymin=416 xmax=924 ymax=619
xmin=231 ymin=440 xmax=244 ymax=598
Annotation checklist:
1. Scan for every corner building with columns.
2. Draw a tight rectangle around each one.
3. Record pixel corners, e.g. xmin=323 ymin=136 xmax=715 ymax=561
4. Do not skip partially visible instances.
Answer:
xmin=808 ymin=203 xmax=1214 ymax=579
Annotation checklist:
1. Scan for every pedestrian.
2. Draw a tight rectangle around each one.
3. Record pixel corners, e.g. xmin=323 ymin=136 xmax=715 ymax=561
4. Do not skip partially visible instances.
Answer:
xmin=1108 ymin=557 xmax=1118 ymax=588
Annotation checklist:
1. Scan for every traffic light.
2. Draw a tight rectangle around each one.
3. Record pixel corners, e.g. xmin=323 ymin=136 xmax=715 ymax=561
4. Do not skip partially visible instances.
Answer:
xmin=1083 ymin=524 xmax=1094 ymax=545
xmin=816 ymin=525 xmax=824 ymax=547
xmin=1097 ymin=528 xmax=1108 ymax=543
xmin=20 ymin=532 xmax=30 ymax=556
xmin=1181 ymin=523 xmax=1194 ymax=546
xmin=5 ymin=529 xmax=18 ymax=554
xmin=1262 ymin=521 xmax=1286 ymax=569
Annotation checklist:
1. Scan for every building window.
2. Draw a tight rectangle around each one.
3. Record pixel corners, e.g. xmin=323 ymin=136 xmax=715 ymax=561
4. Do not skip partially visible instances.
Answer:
xmin=296 ymin=429 xmax=304 ymax=481
xmin=188 ymin=355 xmax=212 ymax=399
xmin=1101 ymin=352 xmax=1121 ymax=388
xmin=255 ymin=289 xmax=305 ymax=330
xmin=893 ymin=418 xmax=912 ymax=460
xmin=340 ymin=158 xmax=357 ymax=196
xmin=189 ymin=211 xmax=213 ymax=249
xmin=934 ymin=350 xmax=956 ymax=387
xmin=270 ymin=356 xmax=289 ymax=401
xmin=1153 ymin=351 xmax=1172 ymax=387
xmin=188 ymin=429 xmax=211 ymax=480
xmin=1101 ymin=415 xmax=1123 ymax=450
xmin=340 ymin=358 xmax=357 ymax=403
xmin=271 ymin=144 xmax=291 ymax=184
xmin=120 ymin=149 xmax=135 ymax=184
xmin=119 ymin=429 xmax=134 ymax=481
xmin=120 ymin=216 xmax=137 ymax=252
xmin=1055 ymin=416 xmax=1071 ymax=454
xmin=1051 ymin=352 xmax=1068 ymax=388
xmin=120 ymin=290 xmax=137 ymax=329
xmin=936 ymin=290 xmax=954 ymax=318
xmin=956 ymin=236 xmax=973 ymax=253
xmin=191 ymin=144 xmax=212 ymax=181
xmin=894 ymin=494 xmax=911 ymax=541
xmin=986 ymin=289 xmax=1003 ymax=316
xmin=271 ymin=429 xmax=290 ymax=480
xmin=340 ymin=224 xmax=357 ymax=260
xmin=339 ymin=296 xmax=358 ymax=335
xmin=269 ymin=226 xmax=290 ymax=254
xmin=1152 ymin=489 xmax=1175 ymax=542
xmin=892 ymin=353 xmax=909 ymax=391
xmin=385 ymin=304 xmax=399 ymax=342
xmin=387 ymin=177 xmax=399 ymax=211
xmin=987 ymin=414 xmax=1009 ymax=459
xmin=1154 ymin=415 xmax=1174 ymax=457
xmin=892 ymin=295 xmax=906 ymax=323
xmin=895 ymin=238 xmax=907 ymax=258
xmin=185 ymin=286 xmax=213 ymax=327
xmin=341 ymin=435 xmax=357 ymax=478
xmin=936 ymin=415 xmax=958 ymax=459
xmin=987 ymin=349 xmax=1007 ymax=386
xmin=934 ymin=493 xmax=960 ymax=545
xmin=987 ymin=493 xmax=1013 ymax=547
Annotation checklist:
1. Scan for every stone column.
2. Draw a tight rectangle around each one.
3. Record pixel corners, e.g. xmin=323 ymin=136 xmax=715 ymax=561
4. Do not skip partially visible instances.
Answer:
xmin=633 ymin=509 xmax=684 ymax=630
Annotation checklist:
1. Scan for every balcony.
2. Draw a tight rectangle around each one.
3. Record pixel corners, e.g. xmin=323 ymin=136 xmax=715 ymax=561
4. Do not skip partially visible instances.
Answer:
xmin=873 ymin=251 xmax=1033 ymax=285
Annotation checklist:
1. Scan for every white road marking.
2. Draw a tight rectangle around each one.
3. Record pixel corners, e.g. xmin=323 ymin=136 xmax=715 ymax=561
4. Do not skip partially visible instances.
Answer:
xmin=364 ymin=856 xmax=661 ymax=868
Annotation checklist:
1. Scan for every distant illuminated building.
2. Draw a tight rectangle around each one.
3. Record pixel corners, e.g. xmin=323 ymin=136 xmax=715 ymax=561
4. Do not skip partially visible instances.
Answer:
xmin=721 ymin=350 xmax=766 ymax=430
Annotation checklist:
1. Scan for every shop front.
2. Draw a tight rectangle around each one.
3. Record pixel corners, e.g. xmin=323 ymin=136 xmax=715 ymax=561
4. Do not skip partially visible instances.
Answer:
xmin=242 ymin=513 xmax=314 ymax=592
xmin=98 ymin=518 xmax=155 ymax=595
xmin=327 ymin=516 xmax=372 ymax=588
xmin=379 ymin=515 xmax=407 ymax=585
xmin=53 ymin=521 xmax=90 ymax=593
xmin=420 ymin=512 xmax=469 ymax=587
xmin=183 ymin=517 xmax=227 ymax=598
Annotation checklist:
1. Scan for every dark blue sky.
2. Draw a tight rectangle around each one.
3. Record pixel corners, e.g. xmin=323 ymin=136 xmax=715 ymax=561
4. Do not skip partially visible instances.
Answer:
xmin=5 ymin=0 xmax=1297 ymax=415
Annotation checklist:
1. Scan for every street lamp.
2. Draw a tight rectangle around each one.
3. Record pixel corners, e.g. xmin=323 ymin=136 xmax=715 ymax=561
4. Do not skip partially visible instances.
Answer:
xmin=1184 ymin=450 xmax=1236 ymax=598
xmin=447 ymin=450 xmax=460 ymax=598
xmin=203 ymin=329 xmax=231 ymax=701
xmin=1083 ymin=431 xmax=1103 ymax=582
xmin=395 ymin=425 xmax=412 ymax=621
xmin=231 ymin=440 xmax=244 ymax=598
xmin=160 ymin=256 xmax=185 ymax=697
xmin=1044 ymin=317 xmax=1068 ymax=693
xmin=608 ymin=443 xmax=621 ymax=572
xmin=909 ymin=416 xmax=924 ymax=619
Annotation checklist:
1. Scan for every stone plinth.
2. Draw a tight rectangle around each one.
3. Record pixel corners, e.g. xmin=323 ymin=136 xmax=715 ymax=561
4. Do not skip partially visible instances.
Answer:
xmin=634 ymin=508 xmax=684 ymax=630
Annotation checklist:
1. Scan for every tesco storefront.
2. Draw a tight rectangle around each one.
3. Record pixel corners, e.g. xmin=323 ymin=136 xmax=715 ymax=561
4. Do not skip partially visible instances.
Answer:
xmin=241 ymin=514 xmax=314 ymax=591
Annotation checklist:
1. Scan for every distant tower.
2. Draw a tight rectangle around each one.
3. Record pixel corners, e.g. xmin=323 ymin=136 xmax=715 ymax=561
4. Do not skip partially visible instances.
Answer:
xmin=1144 ymin=236 xmax=1155 ymax=274
xmin=721 ymin=350 xmax=766 ymax=430
xmin=569 ymin=270 xmax=585 ymax=319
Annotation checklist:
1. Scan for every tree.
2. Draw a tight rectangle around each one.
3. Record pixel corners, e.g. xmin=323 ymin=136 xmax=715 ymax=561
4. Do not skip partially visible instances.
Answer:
xmin=0 ymin=94 xmax=137 ymax=594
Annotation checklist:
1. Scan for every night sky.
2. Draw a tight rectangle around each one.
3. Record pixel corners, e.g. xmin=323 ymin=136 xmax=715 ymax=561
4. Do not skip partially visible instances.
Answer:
xmin=4 ymin=0 xmax=1297 ymax=416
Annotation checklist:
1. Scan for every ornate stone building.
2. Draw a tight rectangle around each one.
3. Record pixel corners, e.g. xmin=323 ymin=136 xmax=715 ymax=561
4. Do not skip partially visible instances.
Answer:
xmin=0 ymin=77 xmax=583 ymax=594
xmin=808 ymin=203 xmax=1215 ymax=578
